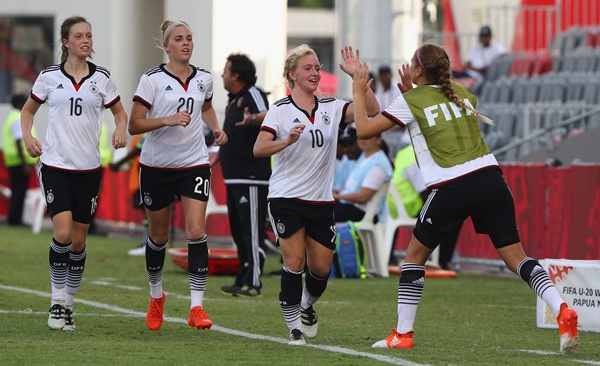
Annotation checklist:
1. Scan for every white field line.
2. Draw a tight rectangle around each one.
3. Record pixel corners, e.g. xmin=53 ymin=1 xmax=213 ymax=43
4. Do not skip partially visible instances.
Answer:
xmin=519 ymin=349 xmax=600 ymax=364
xmin=0 ymin=309 xmax=140 ymax=317
xmin=90 ymin=280 xmax=143 ymax=291
xmin=0 ymin=283 xmax=425 ymax=366
xmin=88 ymin=279 xmax=350 ymax=305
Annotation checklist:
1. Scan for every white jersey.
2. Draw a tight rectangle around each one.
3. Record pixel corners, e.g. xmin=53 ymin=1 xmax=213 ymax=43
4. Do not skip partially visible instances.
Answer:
xmin=31 ymin=62 xmax=120 ymax=171
xmin=133 ymin=64 xmax=213 ymax=168
xmin=261 ymin=95 xmax=349 ymax=203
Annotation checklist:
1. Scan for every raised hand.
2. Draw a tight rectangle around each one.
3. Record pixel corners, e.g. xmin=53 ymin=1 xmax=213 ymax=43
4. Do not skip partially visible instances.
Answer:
xmin=352 ymin=62 xmax=370 ymax=96
xmin=339 ymin=46 xmax=362 ymax=77
xmin=397 ymin=63 xmax=413 ymax=93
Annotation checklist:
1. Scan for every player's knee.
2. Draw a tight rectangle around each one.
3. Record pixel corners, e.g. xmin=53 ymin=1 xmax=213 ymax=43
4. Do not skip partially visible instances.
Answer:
xmin=283 ymin=256 xmax=305 ymax=273
xmin=53 ymin=230 xmax=71 ymax=245
xmin=186 ymin=226 xmax=206 ymax=240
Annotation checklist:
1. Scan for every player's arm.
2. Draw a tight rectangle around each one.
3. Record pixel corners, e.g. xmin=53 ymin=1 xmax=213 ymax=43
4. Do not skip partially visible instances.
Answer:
xmin=333 ymin=186 xmax=377 ymax=204
xmin=253 ymin=124 xmax=305 ymax=158
xmin=201 ymin=100 xmax=227 ymax=146
xmin=20 ymin=97 xmax=43 ymax=158
xmin=352 ymin=64 xmax=398 ymax=139
xmin=128 ymin=101 xmax=190 ymax=135
xmin=109 ymin=101 xmax=128 ymax=149
xmin=235 ymin=107 xmax=267 ymax=127
xmin=339 ymin=46 xmax=379 ymax=122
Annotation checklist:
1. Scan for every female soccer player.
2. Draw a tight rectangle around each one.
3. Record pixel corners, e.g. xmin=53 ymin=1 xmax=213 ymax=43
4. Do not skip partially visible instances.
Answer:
xmin=21 ymin=15 xmax=128 ymax=330
xmin=351 ymin=43 xmax=578 ymax=355
xmin=253 ymin=45 xmax=379 ymax=345
xmin=128 ymin=19 xmax=227 ymax=331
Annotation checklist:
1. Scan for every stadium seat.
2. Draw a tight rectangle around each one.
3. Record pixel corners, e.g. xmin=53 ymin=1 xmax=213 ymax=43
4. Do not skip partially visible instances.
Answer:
xmin=524 ymin=75 xmax=541 ymax=103
xmin=510 ymin=53 xmax=534 ymax=76
xmin=531 ymin=52 xmax=553 ymax=75
xmin=496 ymin=76 xmax=514 ymax=103
xmin=511 ymin=76 xmax=529 ymax=104
xmin=485 ymin=53 xmax=513 ymax=82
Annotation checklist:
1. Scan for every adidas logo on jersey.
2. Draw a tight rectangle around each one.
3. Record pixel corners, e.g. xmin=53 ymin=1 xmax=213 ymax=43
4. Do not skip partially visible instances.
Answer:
xmin=56 ymin=84 xmax=64 ymax=89
xmin=165 ymin=85 xmax=173 ymax=91
xmin=292 ymin=118 xmax=301 ymax=123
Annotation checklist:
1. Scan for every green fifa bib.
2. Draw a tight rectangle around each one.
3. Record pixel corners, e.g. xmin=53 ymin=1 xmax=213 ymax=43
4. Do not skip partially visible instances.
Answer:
xmin=403 ymin=82 xmax=490 ymax=168
xmin=2 ymin=110 xmax=38 ymax=167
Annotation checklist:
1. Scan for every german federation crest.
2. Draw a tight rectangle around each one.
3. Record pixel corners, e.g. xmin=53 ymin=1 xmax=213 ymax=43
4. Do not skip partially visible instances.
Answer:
xmin=276 ymin=222 xmax=286 ymax=235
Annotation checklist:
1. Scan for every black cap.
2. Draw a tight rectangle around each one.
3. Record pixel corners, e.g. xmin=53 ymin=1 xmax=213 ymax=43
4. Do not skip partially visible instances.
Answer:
xmin=11 ymin=94 xmax=27 ymax=109
xmin=338 ymin=127 xmax=357 ymax=144
xmin=479 ymin=25 xmax=492 ymax=37
xmin=378 ymin=65 xmax=391 ymax=73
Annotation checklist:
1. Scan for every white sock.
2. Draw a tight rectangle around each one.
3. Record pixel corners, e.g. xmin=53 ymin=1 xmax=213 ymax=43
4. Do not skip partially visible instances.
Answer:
xmin=397 ymin=303 xmax=418 ymax=334
xmin=149 ymin=281 xmax=163 ymax=299
xmin=190 ymin=290 xmax=204 ymax=309
xmin=65 ymin=293 xmax=74 ymax=309
xmin=51 ymin=285 xmax=65 ymax=305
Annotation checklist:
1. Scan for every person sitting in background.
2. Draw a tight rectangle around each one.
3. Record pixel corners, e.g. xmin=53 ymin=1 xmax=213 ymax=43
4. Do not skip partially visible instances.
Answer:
xmin=454 ymin=25 xmax=507 ymax=93
xmin=333 ymin=134 xmax=393 ymax=223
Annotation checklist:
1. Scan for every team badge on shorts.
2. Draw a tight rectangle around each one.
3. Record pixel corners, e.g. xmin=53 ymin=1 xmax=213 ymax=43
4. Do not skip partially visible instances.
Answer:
xmin=322 ymin=113 xmax=331 ymax=125
xmin=143 ymin=193 xmax=153 ymax=206
xmin=46 ymin=190 xmax=54 ymax=204
xmin=197 ymin=82 xmax=205 ymax=92
xmin=276 ymin=222 xmax=286 ymax=235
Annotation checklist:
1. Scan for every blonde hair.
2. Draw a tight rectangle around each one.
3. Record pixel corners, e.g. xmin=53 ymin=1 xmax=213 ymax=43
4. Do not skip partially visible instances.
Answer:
xmin=283 ymin=44 xmax=318 ymax=90
xmin=155 ymin=20 xmax=192 ymax=49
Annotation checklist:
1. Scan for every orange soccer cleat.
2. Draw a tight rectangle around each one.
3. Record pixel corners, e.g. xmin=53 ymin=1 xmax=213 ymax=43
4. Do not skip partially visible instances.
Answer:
xmin=371 ymin=329 xmax=414 ymax=349
xmin=557 ymin=303 xmax=579 ymax=355
xmin=146 ymin=292 xmax=166 ymax=331
xmin=188 ymin=306 xmax=213 ymax=330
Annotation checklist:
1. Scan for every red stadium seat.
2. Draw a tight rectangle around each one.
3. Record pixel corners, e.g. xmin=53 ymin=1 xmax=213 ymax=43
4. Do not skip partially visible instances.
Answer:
xmin=531 ymin=52 xmax=553 ymax=75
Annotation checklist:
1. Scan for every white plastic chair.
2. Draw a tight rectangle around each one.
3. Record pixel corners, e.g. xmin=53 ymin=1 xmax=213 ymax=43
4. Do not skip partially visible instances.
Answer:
xmin=356 ymin=182 xmax=389 ymax=277
xmin=24 ymin=189 xmax=46 ymax=234
xmin=356 ymin=182 xmax=413 ymax=277
xmin=356 ymin=182 xmax=439 ymax=277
